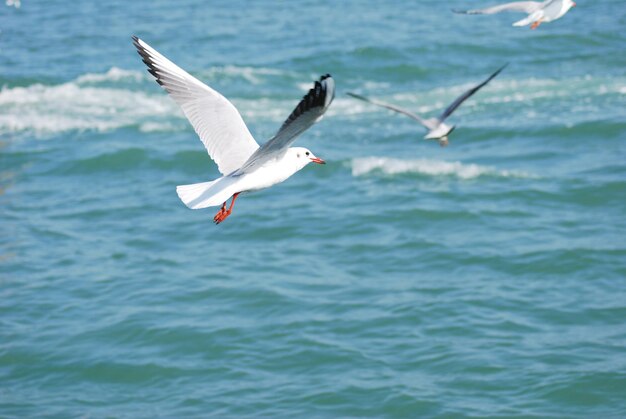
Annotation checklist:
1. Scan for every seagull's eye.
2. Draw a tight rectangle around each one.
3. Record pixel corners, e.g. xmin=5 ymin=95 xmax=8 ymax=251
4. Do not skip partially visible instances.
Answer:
xmin=297 ymin=153 xmax=300 ymax=158
xmin=305 ymin=151 xmax=310 ymax=156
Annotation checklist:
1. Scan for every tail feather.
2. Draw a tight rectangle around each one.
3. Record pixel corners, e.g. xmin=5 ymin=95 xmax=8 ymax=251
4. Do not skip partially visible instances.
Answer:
xmin=176 ymin=179 xmax=226 ymax=209
xmin=513 ymin=16 xmax=532 ymax=26
xmin=513 ymin=11 xmax=542 ymax=26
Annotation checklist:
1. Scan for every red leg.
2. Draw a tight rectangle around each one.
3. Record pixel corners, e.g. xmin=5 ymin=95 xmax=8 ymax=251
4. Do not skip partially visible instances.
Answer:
xmin=531 ymin=20 xmax=542 ymax=30
xmin=213 ymin=193 xmax=240 ymax=224
xmin=213 ymin=202 xmax=227 ymax=222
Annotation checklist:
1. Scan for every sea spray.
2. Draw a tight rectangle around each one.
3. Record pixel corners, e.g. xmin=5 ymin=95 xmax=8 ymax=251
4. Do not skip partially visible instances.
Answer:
xmin=351 ymin=157 xmax=536 ymax=179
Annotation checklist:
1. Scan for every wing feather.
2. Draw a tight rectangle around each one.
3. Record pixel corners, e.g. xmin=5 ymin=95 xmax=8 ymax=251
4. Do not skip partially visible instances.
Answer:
xmin=347 ymin=92 xmax=437 ymax=130
xmin=237 ymin=74 xmax=335 ymax=174
xmin=438 ymin=64 xmax=508 ymax=122
xmin=453 ymin=1 xmax=545 ymax=14
xmin=132 ymin=36 xmax=259 ymax=176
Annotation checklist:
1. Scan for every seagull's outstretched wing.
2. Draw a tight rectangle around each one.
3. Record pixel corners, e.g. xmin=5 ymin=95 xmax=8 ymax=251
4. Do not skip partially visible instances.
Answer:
xmin=237 ymin=74 xmax=335 ymax=173
xmin=452 ymin=1 xmax=544 ymax=14
xmin=438 ymin=64 xmax=508 ymax=122
xmin=347 ymin=92 xmax=438 ymax=130
xmin=132 ymin=36 xmax=260 ymax=176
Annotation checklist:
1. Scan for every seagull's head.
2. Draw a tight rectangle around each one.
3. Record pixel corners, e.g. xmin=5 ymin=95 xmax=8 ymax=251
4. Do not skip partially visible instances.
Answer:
xmin=566 ymin=0 xmax=576 ymax=8
xmin=290 ymin=147 xmax=326 ymax=170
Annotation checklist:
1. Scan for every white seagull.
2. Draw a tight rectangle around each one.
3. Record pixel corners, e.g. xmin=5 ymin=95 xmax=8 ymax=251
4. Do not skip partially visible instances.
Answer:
xmin=347 ymin=64 xmax=507 ymax=147
xmin=453 ymin=0 xmax=576 ymax=29
xmin=132 ymin=36 xmax=334 ymax=224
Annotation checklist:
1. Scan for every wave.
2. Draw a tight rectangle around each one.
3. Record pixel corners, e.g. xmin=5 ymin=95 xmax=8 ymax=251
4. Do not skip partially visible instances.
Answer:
xmin=0 ymin=66 xmax=295 ymax=137
xmin=351 ymin=157 xmax=536 ymax=180
xmin=340 ymin=74 xmax=626 ymax=124
xmin=74 ymin=67 xmax=145 ymax=84
xmin=2 ymin=66 xmax=623 ymax=137
xmin=73 ymin=66 xmax=292 ymax=86
xmin=199 ymin=65 xmax=292 ymax=85
xmin=0 ymin=68 xmax=179 ymax=135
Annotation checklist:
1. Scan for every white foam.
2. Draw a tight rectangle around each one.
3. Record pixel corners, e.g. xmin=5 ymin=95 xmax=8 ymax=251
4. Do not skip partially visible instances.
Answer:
xmin=234 ymin=97 xmax=289 ymax=122
xmin=0 ymin=71 xmax=180 ymax=136
xmin=0 ymin=66 xmax=294 ymax=136
xmin=351 ymin=157 xmax=535 ymax=180
xmin=139 ymin=122 xmax=182 ymax=133
xmin=75 ymin=67 xmax=144 ymax=84
xmin=202 ymin=65 xmax=289 ymax=85
xmin=344 ymin=75 xmax=626 ymax=119
xmin=4 ymin=69 xmax=623 ymax=137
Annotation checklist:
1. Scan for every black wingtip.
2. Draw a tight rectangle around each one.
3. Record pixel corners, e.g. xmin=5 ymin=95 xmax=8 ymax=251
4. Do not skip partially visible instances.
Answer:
xmin=278 ymin=74 xmax=335 ymax=132
xmin=303 ymin=76 xmax=329 ymax=109
xmin=131 ymin=36 xmax=168 ymax=89
xmin=346 ymin=92 xmax=368 ymax=102
xmin=493 ymin=63 xmax=509 ymax=77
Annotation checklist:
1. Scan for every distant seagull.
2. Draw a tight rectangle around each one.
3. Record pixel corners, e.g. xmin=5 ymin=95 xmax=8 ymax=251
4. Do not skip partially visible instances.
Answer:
xmin=132 ymin=36 xmax=334 ymax=224
xmin=453 ymin=0 xmax=576 ymax=29
xmin=347 ymin=64 xmax=507 ymax=147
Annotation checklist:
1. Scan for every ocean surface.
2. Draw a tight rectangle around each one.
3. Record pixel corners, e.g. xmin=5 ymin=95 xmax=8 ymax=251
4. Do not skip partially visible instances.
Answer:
xmin=1 ymin=0 xmax=625 ymax=417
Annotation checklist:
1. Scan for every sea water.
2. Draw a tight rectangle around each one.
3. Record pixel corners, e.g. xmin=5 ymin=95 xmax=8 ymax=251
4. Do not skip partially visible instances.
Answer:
xmin=1 ymin=0 xmax=625 ymax=417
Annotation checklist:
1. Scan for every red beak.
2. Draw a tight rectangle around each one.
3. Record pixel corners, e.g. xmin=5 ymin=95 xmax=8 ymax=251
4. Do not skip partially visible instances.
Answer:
xmin=310 ymin=157 xmax=325 ymax=165
xmin=572 ymin=1 xmax=576 ymax=5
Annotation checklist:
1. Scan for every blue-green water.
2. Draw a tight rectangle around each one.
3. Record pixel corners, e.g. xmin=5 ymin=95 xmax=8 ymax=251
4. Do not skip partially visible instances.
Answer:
xmin=1 ymin=1 xmax=625 ymax=417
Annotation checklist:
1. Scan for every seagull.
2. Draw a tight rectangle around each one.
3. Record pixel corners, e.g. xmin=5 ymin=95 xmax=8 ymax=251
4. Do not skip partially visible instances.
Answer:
xmin=347 ymin=64 xmax=507 ymax=147
xmin=453 ymin=0 xmax=576 ymax=29
xmin=132 ymin=36 xmax=334 ymax=224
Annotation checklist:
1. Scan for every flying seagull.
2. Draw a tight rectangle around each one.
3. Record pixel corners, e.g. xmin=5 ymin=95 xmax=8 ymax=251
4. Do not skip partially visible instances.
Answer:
xmin=453 ymin=0 xmax=576 ymax=29
xmin=347 ymin=64 xmax=507 ymax=147
xmin=132 ymin=36 xmax=334 ymax=224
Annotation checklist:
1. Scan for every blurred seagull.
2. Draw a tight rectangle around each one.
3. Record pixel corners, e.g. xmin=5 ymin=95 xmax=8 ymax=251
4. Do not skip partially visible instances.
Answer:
xmin=453 ymin=0 xmax=576 ymax=29
xmin=347 ymin=64 xmax=507 ymax=147
xmin=132 ymin=36 xmax=334 ymax=224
